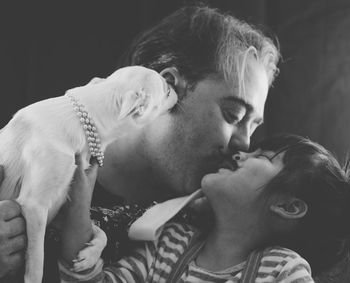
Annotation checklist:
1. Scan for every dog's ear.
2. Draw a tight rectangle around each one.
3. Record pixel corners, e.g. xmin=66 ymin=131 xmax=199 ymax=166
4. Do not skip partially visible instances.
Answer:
xmin=118 ymin=90 xmax=147 ymax=120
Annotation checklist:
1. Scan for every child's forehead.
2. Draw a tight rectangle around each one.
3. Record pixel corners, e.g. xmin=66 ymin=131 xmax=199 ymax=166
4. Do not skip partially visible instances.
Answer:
xmin=254 ymin=147 xmax=282 ymax=155
xmin=255 ymin=148 xmax=286 ymax=161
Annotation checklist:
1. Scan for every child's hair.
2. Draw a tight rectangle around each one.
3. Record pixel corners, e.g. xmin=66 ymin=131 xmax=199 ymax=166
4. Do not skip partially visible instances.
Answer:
xmin=252 ymin=134 xmax=350 ymax=275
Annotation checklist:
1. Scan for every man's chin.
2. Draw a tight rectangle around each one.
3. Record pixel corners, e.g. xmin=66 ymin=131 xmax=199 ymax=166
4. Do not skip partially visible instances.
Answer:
xmin=180 ymin=173 xmax=203 ymax=196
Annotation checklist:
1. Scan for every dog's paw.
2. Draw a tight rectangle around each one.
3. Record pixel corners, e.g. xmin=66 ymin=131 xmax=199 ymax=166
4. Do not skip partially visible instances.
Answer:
xmin=71 ymin=224 xmax=107 ymax=272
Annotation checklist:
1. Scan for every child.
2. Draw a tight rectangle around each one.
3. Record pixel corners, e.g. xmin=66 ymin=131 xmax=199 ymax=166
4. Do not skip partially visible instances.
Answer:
xmin=59 ymin=134 xmax=350 ymax=282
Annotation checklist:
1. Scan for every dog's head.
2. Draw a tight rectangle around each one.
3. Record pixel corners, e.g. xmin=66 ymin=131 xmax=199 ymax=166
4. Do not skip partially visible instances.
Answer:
xmin=107 ymin=66 xmax=178 ymax=125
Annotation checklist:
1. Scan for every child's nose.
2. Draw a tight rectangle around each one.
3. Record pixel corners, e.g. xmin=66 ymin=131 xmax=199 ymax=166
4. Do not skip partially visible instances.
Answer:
xmin=232 ymin=153 xmax=241 ymax=161
xmin=232 ymin=151 xmax=249 ymax=162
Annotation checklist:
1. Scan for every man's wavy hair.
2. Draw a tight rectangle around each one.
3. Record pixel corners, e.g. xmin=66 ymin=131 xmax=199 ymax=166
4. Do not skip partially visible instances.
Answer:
xmin=119 ymin=5 xmax=280 ymax=99
xmin=253 ymin=134 xmax=350 ymax=275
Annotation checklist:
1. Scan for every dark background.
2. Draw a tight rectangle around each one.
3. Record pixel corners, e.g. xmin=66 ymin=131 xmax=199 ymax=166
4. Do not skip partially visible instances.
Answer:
xmin=2 ymin=1 xmax=350 ymax=281
xmin=1 ymin=0 xmax=350 ymax=160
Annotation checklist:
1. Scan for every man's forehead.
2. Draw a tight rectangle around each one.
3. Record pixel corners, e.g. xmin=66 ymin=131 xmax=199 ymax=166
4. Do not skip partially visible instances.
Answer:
xmin=224 ymin=64 xmax=268 ymax=111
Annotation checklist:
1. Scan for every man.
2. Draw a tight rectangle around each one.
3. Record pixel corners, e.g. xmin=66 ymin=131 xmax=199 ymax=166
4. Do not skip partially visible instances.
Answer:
xmin=0 ymin=5 xmax=279 ymax=280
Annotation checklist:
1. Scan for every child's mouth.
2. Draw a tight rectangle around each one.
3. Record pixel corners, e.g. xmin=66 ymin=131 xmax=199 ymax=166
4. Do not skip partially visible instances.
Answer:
xmin=219 ymin=158 xmax=238 ymax=171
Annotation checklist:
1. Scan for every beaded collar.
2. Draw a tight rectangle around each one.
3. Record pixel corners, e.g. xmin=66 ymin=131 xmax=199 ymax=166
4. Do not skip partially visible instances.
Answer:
xmin=67 ymin=94 xmax=104 ymax=167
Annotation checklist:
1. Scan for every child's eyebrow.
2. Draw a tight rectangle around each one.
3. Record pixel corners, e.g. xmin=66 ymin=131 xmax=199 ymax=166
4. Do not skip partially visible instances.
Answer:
xmin=264 ymin=148 xmax=286 ymax=161
xmin=268 ymin=143 xmax=300 ymax=160
xmin=269 ymin=151 xmax=282 ymax=161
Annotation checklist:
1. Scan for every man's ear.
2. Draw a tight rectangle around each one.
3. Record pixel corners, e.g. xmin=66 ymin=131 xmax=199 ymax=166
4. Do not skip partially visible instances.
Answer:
xmin=160 ymin=67 xmax=187 ymax=98
xmin=270 ymin=198 xmax=308 ymax=220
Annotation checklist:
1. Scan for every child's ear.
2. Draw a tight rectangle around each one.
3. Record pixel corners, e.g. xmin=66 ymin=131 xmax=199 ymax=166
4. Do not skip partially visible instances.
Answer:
xmin=270 ymin=198 xmax=308 ymax=220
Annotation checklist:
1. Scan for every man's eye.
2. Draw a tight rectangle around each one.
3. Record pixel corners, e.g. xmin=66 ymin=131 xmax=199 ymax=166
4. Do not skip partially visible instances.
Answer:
xmin=224 ymin=110 xmax=241 ymax=124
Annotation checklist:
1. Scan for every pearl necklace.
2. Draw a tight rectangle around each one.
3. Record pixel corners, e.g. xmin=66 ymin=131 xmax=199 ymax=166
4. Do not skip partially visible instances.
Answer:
xmin=67 ymin=94 xmax=104 ymax=167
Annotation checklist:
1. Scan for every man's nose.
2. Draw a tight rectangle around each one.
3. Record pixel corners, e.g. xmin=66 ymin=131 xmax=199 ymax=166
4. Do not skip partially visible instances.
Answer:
xmin=228 ymin=126 xmax=250 ymax=152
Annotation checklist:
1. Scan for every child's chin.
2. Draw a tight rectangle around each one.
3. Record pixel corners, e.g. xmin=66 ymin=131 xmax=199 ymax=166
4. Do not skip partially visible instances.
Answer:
xmin=201 ymin=173 xmax=216 ymax=188
xmin=201 ymin=171 xmax=224 ymax=189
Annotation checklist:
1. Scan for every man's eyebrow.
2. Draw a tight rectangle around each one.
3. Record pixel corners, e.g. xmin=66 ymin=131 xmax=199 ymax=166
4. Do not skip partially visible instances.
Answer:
xmin=221 ymin=96 xmax=264 ymax=125
xmin=221 ymin=96 xmax=252 ymax=112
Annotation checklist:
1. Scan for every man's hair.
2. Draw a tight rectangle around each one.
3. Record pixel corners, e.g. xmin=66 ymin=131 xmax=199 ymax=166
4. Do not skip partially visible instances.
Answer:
xmin=253 ymin=134 xmax=350 ymax=275
xmin=119 ymin=5 xmax=280 ymax=97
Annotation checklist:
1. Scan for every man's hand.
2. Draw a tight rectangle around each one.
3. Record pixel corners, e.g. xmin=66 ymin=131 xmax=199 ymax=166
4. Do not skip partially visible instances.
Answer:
xmin=0 ymin=200 xmax=26 ymax=278
xmin=0 ymin=165 xmax=26 ymax=278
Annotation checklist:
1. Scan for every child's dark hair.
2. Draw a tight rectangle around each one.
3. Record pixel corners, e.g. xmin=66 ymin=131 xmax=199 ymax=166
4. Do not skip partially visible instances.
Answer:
xmin=252 ymin=134 xmax=350 ymax=275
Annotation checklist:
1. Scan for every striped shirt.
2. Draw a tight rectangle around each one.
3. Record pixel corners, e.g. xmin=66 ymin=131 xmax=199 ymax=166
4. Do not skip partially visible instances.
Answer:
xmin=59 ymin=222 xmax=314 ymax=282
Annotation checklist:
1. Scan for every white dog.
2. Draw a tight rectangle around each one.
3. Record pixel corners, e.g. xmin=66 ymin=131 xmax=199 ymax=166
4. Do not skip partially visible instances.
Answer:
xmin=0 ymin=66 xmax=178 ymax=283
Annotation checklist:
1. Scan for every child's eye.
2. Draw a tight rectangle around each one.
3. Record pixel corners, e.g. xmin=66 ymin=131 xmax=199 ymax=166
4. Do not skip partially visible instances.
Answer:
xmin=258 ymin=154 xmax=271 ymax=161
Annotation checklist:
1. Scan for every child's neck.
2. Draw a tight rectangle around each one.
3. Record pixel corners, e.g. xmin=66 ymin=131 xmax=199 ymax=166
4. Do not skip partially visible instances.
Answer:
xmin=196 ymin=220 xmax=266 ymax=272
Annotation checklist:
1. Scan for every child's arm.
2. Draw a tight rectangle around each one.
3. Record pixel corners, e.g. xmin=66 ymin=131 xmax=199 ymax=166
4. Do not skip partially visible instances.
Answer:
xmin=60 ymin=155 xmax=98 ymax=263
xmin=59 ymin=156 xmax=154 ymax=282
xmin=59 ymin=242 xmax=154 ymax=282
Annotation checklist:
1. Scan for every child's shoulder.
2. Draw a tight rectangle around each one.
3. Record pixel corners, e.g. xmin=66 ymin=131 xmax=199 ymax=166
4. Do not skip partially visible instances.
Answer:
xmin=254 ymin=247 xmax=313 ymax=282
xmin=262 ymin=246 xmax=305 ymax=260
xmin=157 ymin=222 xmax=199 ymax=245
xmin=162 ymin=222 xmax=199 ymax=237
xmin=260 ymin=246 xmax=312 ymax=273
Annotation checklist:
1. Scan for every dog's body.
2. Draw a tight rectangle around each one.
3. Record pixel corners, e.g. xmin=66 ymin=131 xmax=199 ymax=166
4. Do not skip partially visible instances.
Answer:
xmin=0 ymin=66 xmax=177 ymax=282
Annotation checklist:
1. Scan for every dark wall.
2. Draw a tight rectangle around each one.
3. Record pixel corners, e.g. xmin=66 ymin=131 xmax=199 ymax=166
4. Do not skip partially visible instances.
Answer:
xmin=2 ymin=0 xmax=350 ymax=160
xmin=0 ymin=1 xmax=264 ymax=127
xmin=266 ymin=0 xmax=350 ymax=163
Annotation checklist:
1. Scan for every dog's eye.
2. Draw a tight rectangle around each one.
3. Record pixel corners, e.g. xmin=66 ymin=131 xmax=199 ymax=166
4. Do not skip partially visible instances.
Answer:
xmin=166 ymin=87 xmax=170 ymax=97
xmin=138 ymin=105 xmax=145 ymax=115
xmin=166 ymin=85 xmax=173 ymax=97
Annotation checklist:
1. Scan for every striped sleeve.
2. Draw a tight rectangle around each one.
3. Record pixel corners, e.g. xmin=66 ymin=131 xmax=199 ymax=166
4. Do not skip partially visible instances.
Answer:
xmin=256 ymin=247 xmax=314 ymax=283
xmin=274 ymin=256 xmax=314 ymax=283
xmin=58 ymin=241 xmax=156 ymax=283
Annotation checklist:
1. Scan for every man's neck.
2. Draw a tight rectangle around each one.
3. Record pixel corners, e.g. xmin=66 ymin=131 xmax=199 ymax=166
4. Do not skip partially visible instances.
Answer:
xmin=96 ymin=138 xmax=174 ymax=205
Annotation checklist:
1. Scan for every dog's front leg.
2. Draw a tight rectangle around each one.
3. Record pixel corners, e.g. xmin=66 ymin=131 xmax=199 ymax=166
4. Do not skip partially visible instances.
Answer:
xmin=16 ymin=145 xmax=76 ymax=283
xmin=17 ymin=203 xmax=48 ymax=283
